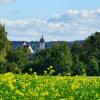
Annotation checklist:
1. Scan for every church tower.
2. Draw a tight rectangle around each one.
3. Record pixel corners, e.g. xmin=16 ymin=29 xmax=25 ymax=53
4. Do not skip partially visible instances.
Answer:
xmin=39 ymin=35 xmax=45 ymax=50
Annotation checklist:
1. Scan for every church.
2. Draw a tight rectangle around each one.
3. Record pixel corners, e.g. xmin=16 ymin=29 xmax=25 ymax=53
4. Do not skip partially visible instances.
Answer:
xmin=39 ymin=35 xmax=45 ymax=50
xmin=22 ymin=35 xmax=45 ymax=54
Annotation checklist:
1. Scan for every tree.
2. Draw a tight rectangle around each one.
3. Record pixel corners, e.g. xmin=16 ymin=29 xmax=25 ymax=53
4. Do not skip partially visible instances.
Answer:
xmin=71 ymin=32 xmax=100 ymax=76
xmin=87 ymin=56 xmax=99 ymax=76
xmin=26 ymin=42 xmax=72 ymax=75
xmin=0 ymin=24 xmax=10 ymax=64
xmin=71 ymin=55 xmax=86 ymax=75
xmin=47 ymin=43 xmax=72 ymax=75
xmin=6 ymin=46 xmax=30 ymax=73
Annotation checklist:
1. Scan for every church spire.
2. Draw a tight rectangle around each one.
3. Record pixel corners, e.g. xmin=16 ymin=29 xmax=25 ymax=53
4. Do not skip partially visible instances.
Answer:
xmin=40 ymin=34 xmax=45 ymax=43
xmin=39 ymin=34 xmax=45 ymax=49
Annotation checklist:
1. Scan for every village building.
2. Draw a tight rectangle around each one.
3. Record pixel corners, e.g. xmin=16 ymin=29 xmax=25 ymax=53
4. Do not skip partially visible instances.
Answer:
xmin=22 ymin=35 xmax=45 ymax=54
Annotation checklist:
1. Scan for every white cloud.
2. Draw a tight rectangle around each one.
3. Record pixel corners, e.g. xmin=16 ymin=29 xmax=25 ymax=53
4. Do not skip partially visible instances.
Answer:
xmin=95 ymin=9 xmax=100 ymax=14
xmin=79 ymin=10 xmax=92 ymax=18
xmin=64 ymin=9 xmax=79 ymax=16
xmin=0 ymin=9 xmax=100 ymax=41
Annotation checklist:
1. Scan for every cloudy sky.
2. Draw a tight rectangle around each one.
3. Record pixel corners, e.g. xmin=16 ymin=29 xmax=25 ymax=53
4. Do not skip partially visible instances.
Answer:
xmin=0 ymin=0 xmax=100 ymax=41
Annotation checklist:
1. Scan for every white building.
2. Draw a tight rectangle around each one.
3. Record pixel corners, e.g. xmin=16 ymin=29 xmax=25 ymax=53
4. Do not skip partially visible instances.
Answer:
xmin=39 ymin=35 xmax=45 ymax=50
xmin=23 ymin=42 xmax=34 ymax=54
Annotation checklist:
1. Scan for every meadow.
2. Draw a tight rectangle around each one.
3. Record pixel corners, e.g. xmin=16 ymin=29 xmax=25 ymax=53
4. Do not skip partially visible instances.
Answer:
xmin=0 ymin=72 xmax=100 ymax=100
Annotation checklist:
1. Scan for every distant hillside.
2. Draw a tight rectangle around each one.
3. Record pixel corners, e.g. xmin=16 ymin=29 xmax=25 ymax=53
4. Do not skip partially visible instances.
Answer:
xmin=11 ymin=40 xmax=84 ymax=50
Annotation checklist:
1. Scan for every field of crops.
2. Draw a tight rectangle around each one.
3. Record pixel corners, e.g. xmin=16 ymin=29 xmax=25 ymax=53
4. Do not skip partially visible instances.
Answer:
xmin=0 ymin=73 xmax=100 ymax=100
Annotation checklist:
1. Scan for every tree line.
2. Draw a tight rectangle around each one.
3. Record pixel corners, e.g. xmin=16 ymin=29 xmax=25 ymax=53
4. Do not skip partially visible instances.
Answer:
xmin=0 ymin=24 xmax=100 ymax=76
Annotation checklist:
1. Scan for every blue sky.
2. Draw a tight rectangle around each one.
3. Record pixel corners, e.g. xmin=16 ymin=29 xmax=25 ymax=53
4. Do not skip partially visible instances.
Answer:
xmin=0 ymin=0 xmax=100 ymax=19
xmin=0 ymin=0 xmax=100 ymax=41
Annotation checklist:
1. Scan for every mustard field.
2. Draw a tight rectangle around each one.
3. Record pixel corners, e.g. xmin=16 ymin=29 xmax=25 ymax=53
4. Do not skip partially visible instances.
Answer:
xmin=0 ymin=73 xmax=100 ymax=100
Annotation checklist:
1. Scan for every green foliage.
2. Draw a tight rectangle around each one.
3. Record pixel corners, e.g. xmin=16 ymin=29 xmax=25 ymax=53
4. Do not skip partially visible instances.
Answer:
xmin=0 ymin=24 xmax=11 ymax=69
xmin=6 ymin=47 xmax=30 ymax=71
xmin=71 ymin=55 xmax=86 ymax=75
xmin=43 ymin=66 xmax=55 ymax=76
xmin=88 ymin=56 xmax=99 ymax=75
xmin=4 ymin=62 xmax=18 ymax=73
xmin=71 ymin=32 xmax=100 ymax=75
xmin=28 ymin=42 xmax=72 ymax=75
xmin=12 ymin=32 xmax=100 ymax=76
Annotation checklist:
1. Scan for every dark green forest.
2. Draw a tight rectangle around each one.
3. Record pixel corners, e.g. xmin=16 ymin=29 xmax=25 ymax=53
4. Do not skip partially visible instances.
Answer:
xmin=0 ymin=24 xmax=100 ymax=76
